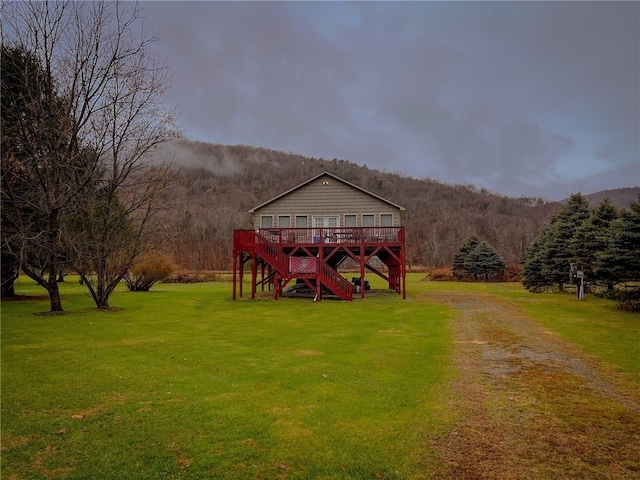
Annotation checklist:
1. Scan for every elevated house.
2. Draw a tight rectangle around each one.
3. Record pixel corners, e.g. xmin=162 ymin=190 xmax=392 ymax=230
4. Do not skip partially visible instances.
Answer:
xmin=232 ymin=171 xmax=406 ymax=300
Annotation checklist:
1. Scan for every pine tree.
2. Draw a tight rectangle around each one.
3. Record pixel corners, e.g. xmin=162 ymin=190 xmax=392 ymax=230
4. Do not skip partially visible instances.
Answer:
xmin=463 ymin=242 xmax=506 ymax=281
xmin=540 ymin=194 xmax=591 ymax=291
xmin=522 ymin=193 xmax=591 ymax=291
xmin=452 ymin=235 xmax=480 ymax=279
xmin=571 ymin=198 xmax=620 ymax=289
xmin=453 ymin=236 xmax=505 ymax=282
xmin=522 ymin=235 xmax=547 ymax=291
xmin=595 ymin=194 xmax=640 ymax=286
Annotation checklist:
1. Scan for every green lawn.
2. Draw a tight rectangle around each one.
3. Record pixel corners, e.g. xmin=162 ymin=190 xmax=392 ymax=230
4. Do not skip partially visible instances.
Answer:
xmin=2 ymin=275 xmax=638 ymax=479
xmin=1 ymin=276 xmax=455 ymax=479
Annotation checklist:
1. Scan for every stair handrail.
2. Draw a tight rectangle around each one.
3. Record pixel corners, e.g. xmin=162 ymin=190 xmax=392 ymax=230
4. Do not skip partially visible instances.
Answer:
xmin=319 ymin=262 xmax=353 ymax=300
xmin=253 ymin=230 xmax=352 ymax=300
xmin=254 ymin=231 xmax=290 ymax=274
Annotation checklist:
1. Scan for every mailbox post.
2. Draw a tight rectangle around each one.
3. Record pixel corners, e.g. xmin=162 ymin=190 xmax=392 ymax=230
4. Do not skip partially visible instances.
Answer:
xmin=570 ymin=263 xmax=585 ymax=300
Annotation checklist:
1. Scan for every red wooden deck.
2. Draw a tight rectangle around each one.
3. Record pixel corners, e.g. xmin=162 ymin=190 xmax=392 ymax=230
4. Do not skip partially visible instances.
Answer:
xmin=232 ymin=227 xmax=406 ymax=301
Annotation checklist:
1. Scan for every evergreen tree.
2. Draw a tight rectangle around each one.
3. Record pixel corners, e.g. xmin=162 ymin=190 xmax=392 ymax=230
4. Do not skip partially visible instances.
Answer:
xmin=452 ymin=235 xmax=480 ymax=279
xmin=571 ymin=198 xmax=620 ymax=289
xmin=540 ymin=194 xmax=591 ymax=291
xmin=522 ymin=234 xmax=547 ymax=291
xmin=453 ymin=235 xmax=505 ymax=281
xmin=595 ymin=194 xmax=640 ymax=286
xmin=522 ymin=193 xmax=591 ymax=292
xmin=463 ymin=242 xmax=506 ymax=281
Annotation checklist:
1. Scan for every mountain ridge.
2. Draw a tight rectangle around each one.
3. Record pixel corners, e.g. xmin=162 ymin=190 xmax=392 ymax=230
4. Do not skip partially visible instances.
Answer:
xmin=149 ymin=139 xmax=638 ymax=271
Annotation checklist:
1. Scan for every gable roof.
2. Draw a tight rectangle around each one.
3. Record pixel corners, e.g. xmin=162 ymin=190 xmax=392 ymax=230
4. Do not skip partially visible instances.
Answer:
xmin=249 ymin=171 xmax=406 ymax=213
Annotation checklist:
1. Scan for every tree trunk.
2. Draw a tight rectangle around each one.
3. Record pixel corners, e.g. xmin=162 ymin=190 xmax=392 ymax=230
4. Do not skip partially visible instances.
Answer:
xmin=21 ymin=264 xmax=64 ymax=312
xmin=95 ymin=280 xmax=110 ymax=310
xmin=48 ymin=280 xmax=64 ymax=312
xmin=1 ymin=253 xmax=19 ymax=297
xmin=2 ymin=282 xmax=16 ymax=297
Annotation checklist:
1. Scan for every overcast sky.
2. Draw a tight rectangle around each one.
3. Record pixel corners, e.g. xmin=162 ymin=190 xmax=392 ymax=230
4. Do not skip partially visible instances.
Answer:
xmin=142 ymin=1 xmax=639 ymax=200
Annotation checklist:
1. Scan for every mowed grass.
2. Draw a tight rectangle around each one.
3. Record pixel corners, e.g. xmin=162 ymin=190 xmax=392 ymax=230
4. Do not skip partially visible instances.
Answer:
xmin=2 ymin=275 xmax=455 ymax=479
xmin=3 ymin=275 xmax=638 ymax=479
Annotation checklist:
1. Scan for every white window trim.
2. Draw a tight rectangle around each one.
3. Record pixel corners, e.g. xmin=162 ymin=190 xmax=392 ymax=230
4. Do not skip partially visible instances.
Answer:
xmin=344 ymin=214 xmax=357 ymax=228
xmin=294 ymin=214 xmax=308 ymax=228
xmin=277 ymin=215 xmax=291 ymax=228
xmin=312 ymin=215 xmax=341 ymax=228
xmin=260 ymin=215 xmax=274 ymax=228
xmin=362 ymin=213 xmax=376 ymax=227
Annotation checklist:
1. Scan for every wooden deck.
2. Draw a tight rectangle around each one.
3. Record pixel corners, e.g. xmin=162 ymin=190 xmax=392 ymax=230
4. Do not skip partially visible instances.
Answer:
xmin=233 ymin=227 xmax=406 ymax=301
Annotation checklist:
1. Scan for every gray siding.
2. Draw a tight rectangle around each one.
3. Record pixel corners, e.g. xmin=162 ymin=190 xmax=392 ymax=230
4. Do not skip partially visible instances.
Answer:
xmin=252 ymin=175 xmax=403 ymax=228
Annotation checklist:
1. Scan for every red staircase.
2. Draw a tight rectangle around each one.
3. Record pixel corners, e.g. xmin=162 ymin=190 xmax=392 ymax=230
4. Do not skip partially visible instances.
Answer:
xmin=240 ymin=231 xmax=353 ymax=300
xmin=318 ymin=260 xmax=353 ymax=301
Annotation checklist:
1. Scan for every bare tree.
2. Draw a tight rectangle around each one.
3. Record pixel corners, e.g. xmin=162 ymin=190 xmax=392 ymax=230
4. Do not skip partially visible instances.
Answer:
xmin=2 ymin=1 xmax=178 ymax=310
xmin=1 ymin=41 xmax=90 ymax=312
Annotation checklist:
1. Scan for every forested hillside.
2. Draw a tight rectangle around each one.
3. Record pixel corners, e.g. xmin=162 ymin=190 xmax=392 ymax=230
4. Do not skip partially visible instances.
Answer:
xmin=149 ymin=140 xmax=638 ymax=272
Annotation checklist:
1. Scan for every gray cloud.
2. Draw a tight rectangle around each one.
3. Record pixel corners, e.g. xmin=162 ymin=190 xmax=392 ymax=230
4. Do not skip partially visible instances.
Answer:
xmin=142 ymin=1 xmax=639 ymax=200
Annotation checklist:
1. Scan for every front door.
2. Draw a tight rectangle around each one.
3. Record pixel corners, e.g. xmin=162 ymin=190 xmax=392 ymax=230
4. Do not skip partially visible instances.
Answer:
xmin=312 ymin=216 xmax=339 ymax=243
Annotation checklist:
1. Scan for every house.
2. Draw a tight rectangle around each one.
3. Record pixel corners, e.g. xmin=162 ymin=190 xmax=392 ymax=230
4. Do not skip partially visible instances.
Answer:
xmin=232 ymin=171 xmax=406 ymax=301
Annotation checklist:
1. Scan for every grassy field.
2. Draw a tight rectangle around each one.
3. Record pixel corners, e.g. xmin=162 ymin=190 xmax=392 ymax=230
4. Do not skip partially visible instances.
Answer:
xmin=2 ymin=274 xmax=638 ymax=479
xmin=2 ymin=275 xmax=455 ymax=479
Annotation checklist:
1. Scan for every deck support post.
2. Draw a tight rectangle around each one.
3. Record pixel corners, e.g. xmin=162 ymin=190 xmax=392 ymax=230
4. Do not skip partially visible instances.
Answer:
xmin=232 ymin=251 xmax=237 ymax=300
xmin=239 ymin=256 xmax=243 ymax=298
xmin=360 ymin=244 xmax=365 ymax=299
xmin=317 ymin=247 xmax=323 ymax=301
xmin=251 ymin=252 xmax=257 ymax=299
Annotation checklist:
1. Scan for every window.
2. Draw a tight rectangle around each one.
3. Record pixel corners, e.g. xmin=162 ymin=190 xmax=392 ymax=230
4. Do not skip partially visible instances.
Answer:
xmin=313 ymin=216 xmax=339 ymax=228
xmin=380 ymin=213 xmax=393 ymax=226
xmin=260 ymin=215 xmax=273 ymax=228
xmin=344 ymin=214 xmax=357 ymax=227
xmin=362 ymin=214 xmax=375 ymax=227
xmin=295 ymin=215 xmax=307 ymax=228
xmin=278 ymin=215 xmax=291 ymax=228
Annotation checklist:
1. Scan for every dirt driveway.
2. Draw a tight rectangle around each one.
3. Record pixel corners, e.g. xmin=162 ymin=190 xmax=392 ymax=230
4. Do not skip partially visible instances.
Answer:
xmin=428 ymin=291 xmax=640 ymax=479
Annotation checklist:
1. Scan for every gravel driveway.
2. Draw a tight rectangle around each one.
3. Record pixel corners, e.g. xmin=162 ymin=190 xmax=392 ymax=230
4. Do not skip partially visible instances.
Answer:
xmin=428 ymin=291 xmax=640 ymax=479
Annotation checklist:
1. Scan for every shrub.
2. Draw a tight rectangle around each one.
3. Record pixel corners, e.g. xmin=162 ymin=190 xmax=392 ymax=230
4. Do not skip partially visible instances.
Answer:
xmin=596 ymin=287 xmax=640 ymax=312
xmin=162 ymin=271 xmax=225 ymax=283
xmin=422 ymin=267 xmax=454 ymax=281
xmin=124 ymin=253 xmax=174 ymax=291
xmin=504 ymin=264 xmax=523 ymax=282
xmin=618 ymin=299 xmax=640 ymax=313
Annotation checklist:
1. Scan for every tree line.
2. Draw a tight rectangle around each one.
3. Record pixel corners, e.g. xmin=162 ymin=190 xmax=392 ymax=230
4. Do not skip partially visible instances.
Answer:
xmin=522 ymin=193 xmax=640 ymax=308
xmin=144 ymin=140 xmax=567 ymax=273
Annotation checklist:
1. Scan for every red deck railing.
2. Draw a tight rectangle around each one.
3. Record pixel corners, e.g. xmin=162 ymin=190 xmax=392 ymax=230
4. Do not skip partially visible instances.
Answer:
xmin=255 ymin=226 xmax=404 ymax=245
